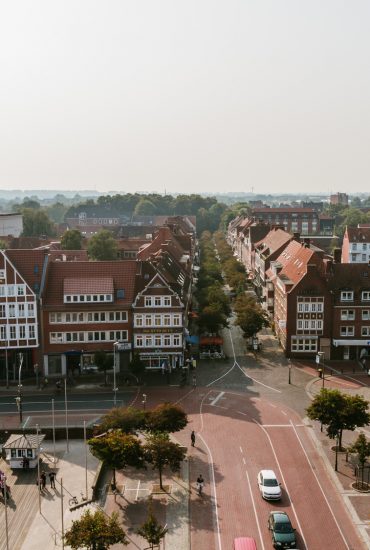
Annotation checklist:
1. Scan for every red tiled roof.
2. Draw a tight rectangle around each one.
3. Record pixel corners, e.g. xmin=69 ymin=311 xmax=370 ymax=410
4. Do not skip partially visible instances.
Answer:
xmin=345 ymin=226 xmax=370 ymax=242
xmin=276 ymin=246 xmax=322 ymax=289
xmin=43 ymin=260 xmax=137 ymax=307
xmin=137 ymin=227 xmax=186 ymax=262
xmin=6 ymin=249 xmax=46 ymax=287
xmin=64 ymin=277 xmax=114 ymax=295
xmin=255 ymin=228 xmax=292 ymax=257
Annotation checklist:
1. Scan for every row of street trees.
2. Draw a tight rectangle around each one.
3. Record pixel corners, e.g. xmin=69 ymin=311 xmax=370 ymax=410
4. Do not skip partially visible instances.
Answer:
xmin=307 ymin=389 xmax=370 ymax=480
xmin=195 ymin=231 xmax=230 ymax=334
xmin=213 ymin=231 xmax=247 ymax=293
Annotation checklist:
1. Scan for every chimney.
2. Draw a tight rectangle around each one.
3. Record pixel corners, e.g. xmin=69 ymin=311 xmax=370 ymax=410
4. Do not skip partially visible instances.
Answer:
xmin=304 ymin=238 xmax=310 ymax=248
xmin=333 ymin=248 xmax=341 ymax=263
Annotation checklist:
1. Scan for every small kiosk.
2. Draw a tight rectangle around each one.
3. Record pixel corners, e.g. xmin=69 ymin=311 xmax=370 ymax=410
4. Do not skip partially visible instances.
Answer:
xmin=2 ymin=434 xmax=45 ymax=469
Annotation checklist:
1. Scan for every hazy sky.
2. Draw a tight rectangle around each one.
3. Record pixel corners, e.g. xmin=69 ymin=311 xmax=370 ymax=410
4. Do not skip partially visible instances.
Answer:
xmin=1 ymin=1 xmax=370 ymax=195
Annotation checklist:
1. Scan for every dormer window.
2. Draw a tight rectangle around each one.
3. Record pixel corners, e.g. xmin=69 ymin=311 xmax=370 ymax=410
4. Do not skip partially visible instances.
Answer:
xmin=362 ymin=291 xmax=370 ymax=301
xmin=341 ymin=291 xmax=354 ymax=301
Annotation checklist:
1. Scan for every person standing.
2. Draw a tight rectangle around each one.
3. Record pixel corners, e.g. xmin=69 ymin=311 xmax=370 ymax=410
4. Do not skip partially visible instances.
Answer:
xmin=192 ymin=374 xmax=197 ymax=388
xmin=49 ymin=471 xmax=56 ymax=489
xmin=40 ymin=471 xmax=47 ymax=490
xmin=191 ymin=430 xmax=195 ymax=447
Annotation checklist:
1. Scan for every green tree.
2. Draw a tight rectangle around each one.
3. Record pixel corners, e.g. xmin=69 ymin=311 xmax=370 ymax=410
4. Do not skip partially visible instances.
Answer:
xmin=306 ymin=389 xmax=370 ymax=451
xmin=133 ymin=198 xmax=157 ymax=216
xmin=128 ymin=353 xmax=146 ymax=383
xmin=21 ymin=208 xmax=56 ymax=237
xmin=89 ymin=430 xmax=145 ymax=488
xmin=234 ymin=295 xmax=269 ymax=339
xmin=99 ymin=406 xmax=147 ymax=434
xmin=146 ymin=403 xmax=188 ymax=433
xmin=137 ymin=500 xmax=168 ymax=550
xmin=64 ymin=509 xmax=127 ymax=550
xmin=61 ymin=229 xmax=83 ymax=250
xmin=348 ymin=433 xmax=370 ymax=488
xmin=94 ymin=350 xmax=111 ymax=386
xmin=87 ymin=230 xmax=118 ymax=261
xmin=144 ymin=432 xmax=186 ymax=490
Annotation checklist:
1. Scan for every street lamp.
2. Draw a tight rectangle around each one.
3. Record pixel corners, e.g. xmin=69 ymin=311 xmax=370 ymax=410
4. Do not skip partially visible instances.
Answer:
xmin=15 ymin=353 xmax=24 ymax=423
xmin=142 ymin=393 xmax=147 ymax=410
xmin=113 ymin=342 xmax=119 ymax=406
xmin=34 ymin=363 xmax=40 ymax=389
xmin=288 ymin=359 xmax=292 ymax=385
xmin=317 ymin=351 xmax=325 ymax=388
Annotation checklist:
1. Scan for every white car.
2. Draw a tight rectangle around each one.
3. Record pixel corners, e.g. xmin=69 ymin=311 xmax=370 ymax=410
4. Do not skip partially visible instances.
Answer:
xmin=257 ymin=470 xmax=282 ymax=500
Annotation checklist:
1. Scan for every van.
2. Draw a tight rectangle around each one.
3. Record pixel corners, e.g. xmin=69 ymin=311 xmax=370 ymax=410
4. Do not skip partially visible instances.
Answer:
xmin=233 ymin=537 xmax=257 ymax=550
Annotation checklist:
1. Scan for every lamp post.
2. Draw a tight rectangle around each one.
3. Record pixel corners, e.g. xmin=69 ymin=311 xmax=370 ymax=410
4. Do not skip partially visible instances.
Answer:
xmin=15 ymin=353 xmax=24 ymax=423
xmin=142 ymin=393 xmax=147 ymax=410
xmin=317 ymin=351 xmax=325 ymax=388
xmin=113 ymin=342 xmax=119 ymax=407
xmin=288 ymin=359 xmax=292 ymax=385
xmin=34 ymin=363 xmax=40 ymax=389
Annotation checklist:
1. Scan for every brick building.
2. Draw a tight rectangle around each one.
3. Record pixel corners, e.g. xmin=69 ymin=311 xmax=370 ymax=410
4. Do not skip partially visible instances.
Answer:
xmin=251 ymin=207 xmax=334 ymax=236
xmin=330 ymin=192 xmax=349 ymax=206
xmin=341 ymin=226 xmax=370 ymax=264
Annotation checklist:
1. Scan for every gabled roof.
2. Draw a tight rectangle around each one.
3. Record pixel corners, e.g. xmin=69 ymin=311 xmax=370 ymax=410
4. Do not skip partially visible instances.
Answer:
xmin=345 ymin=226 xmax=370 ymax=243
xmin=137 ymin=227 xmax=187 ymax=264
xmin=43 ymin=260 xmax=137 ymax=307
xmin=274 ymin=245 xmax=323 ymax=290
xmin=3 ymin=433 xmax=46 ymax=450
xmin=328 ymin=264 xmax=370 ymax=292
xmin=255 ymin=228 xmax=292 ymax=259
xmin=252 ymin=207 xmax=316 ymax=214
xmin=64 ymin=277 xmax=114 ymax=295
xmin=6 ymin=249 xmax=47 ymax=289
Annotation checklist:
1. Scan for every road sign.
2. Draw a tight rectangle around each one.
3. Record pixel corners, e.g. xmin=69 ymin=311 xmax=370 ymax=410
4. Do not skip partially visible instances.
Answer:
xmin=115 ymin=342 xmax=131 ymax=351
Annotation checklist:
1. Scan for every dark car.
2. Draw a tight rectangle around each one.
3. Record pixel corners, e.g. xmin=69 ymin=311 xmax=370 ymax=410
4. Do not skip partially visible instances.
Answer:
xmin=268 ymin=511 xmax=297 ymax=549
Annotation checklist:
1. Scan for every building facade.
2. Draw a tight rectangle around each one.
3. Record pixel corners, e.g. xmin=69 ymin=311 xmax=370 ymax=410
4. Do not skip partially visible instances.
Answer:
xmin=342 ymin=226 xmax=370 ymax=264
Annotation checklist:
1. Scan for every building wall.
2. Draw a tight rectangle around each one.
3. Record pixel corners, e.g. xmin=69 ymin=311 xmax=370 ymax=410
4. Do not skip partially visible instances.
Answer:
xmin=0 ymin=214 xmax=23 ymax=238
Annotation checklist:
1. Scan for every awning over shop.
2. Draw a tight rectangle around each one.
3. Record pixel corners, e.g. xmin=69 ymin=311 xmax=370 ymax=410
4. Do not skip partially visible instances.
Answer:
xmin=200 ymin=336 xmax=223 ymax=345
xmin=333 ymin=339 xmax=370 ymax=346
xmin=186 ymin=335 xmax=199 ymax=344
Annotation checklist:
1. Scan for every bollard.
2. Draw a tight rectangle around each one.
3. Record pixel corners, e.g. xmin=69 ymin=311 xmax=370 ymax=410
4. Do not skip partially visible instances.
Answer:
xmin=318 ymin=368 xmax=322 ymax=378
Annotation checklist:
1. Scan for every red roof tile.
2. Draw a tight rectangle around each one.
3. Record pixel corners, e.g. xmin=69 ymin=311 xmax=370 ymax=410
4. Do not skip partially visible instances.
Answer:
xmin=64 ymin=277 xmax=114 ymax=295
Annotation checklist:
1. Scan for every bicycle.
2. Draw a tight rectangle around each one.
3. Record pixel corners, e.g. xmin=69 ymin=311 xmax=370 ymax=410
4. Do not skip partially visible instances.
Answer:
xmin=196 ymin=482 xmax=204 ymax=496
xmin=69 ymin=492 xmax=87 ymax=507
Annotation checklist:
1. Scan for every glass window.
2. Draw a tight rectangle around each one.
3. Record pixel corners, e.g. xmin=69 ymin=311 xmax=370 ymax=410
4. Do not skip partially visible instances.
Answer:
xmin=145 ymin=297 xmax=152 ymax=307
xmin=135 ymin=315 xmax=143 ymax=327
xmin=362 ymin=291 xmax=370 ymax=301
xmin=154 ymin=335 xmax=161 ymax=346
xmin=173 ymin=334 xmax=181 ymax=346
xmin=0 ymin=326 xmax=6 ymax=339
xmin=163 ymin=296 xmax=171 ymax=306
xmin=154 ymin=297 xmax=161 ymax=306
xmin=9 ymin=326 xmax=16 ymax=339
xmin=145 ymin=335 xmax=152 ymax=347
xmin=361 ymin=326 xmax=370 ymax=336
xmin=0 ymin=304 xmax=5 ymax=318
xmin=341 ymin=291 xmax=354 ymax=301
xmin=48 ymin=355 xmax=62 ymax=375
xmin=17 ymin=285 xmax=25 ymax=296
xmin=362 ymin=310 xmax=370 ymax=320
xmin=28 ymin=303 xmax=35 ymax=317
xmin=19 ymin=326 xmax=26 ymax=339
xmin=164 ymin=334 xmax=171 ymax=346
xmin=145 ymin=315 xmax=152 ymax=326
xmin=154 ymin=314 xmax=161 ymax=326
xmin=163 ymin=314 xmax=171 ymax=326
xmin=136 ymin=335 xmax=143 ymax=347
xmin=8 ymin=304 xmax=16 ymax=317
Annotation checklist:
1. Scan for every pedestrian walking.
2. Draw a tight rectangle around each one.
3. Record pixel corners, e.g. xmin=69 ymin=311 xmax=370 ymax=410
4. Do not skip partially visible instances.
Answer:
xmin=40 ymin=471 xmax=46 ymax=490
xmin=192 ymin=374 xmax=197 ymax=388
xmin=49 ymin=471 xmax=56 ymax=489
xmin=191 ymin=430 xmax=195 ymax=447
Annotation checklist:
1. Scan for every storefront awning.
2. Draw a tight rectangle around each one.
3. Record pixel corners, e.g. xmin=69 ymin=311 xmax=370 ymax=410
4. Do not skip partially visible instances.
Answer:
xmin=200 ymin=336 xmax=223 ymax=345
xmin=333 ymin=339 xmax=370 ymax=347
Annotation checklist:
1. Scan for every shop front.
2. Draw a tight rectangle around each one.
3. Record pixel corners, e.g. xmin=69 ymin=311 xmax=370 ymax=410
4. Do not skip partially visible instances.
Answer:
xmin=138 ymin=350 xmax=183 ymax=370
xmin=332 ymin=339 xmax=370 ymax=361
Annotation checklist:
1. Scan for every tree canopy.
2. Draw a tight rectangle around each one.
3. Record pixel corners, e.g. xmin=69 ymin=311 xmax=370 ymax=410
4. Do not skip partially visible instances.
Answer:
xmin=145 ymin=403 xmax=188 ymax=433
xmin=306 ymin=389 xmax=370 ymax=450
xmin=61 ymin=229 xmax=83 ymax=250
xmin=89 ymin=430 xmax=145 ymax=486
xmin=87 ymin=230 xmax=118 ymax=261
xmin=21 ymin=208 xmax=56 ymax=237
xmin=64 ymin=509 xmax=127 ymax=550
xmin=234 ymin=294 xmax=269 ymax=338
xmin=144 ymin=432 xmax=186 ymax=490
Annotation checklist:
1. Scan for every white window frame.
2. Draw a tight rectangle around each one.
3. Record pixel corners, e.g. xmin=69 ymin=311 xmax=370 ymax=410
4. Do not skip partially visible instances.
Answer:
xmin=341 ymin=291 xmax=354 ymax=301
xmin=362 ymin=291 xmax=370 ymax=301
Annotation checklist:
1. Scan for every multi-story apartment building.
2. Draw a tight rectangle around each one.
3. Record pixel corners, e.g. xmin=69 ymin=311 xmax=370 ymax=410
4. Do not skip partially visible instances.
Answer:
xmin=133 ymin=263 xmax=184 ymax=370
xmin=251 ymin=207 xmax=334 ymax=236
xmin=328 ymin=263 xmax=370 ymax=360
xmin=41 ymin=260 xmax=136 ymax=377
xmin=341 ymin=226 xmax=370 ymax=264
xmin=330 ymin=192 xmax=349 ymax=206
xmin=0 ymin=250 xmax=39 ymax=381
xmin=272 ymin=244 xmax=331 ymax=358
xmin=253 ymin=228 xmax=293 ymax=305
xmin=239 ymin=221 xmax=271 ymax=273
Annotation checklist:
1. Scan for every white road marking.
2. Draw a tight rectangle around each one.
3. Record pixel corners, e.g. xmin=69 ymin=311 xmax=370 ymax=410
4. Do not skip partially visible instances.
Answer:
xmin=235 ymin=362 xmax=282 ymax=393
xmin=239 ymin=446 xmax=243 ymax=453
xmin=290 ymin=421 xmax=350 ymax=550
xmin=253 ymin=419 xmax=308 ymax=549
xmin=243 ymin=457 xmax=246 ymax=465
xmin=236 ymin=411 xmax=248 ymax=416
xmin=206 ymin=362 xmax=237 ymax=387
xmin=198 ymin=433 xmax=222 ymax=550
xmin=245 ymin=469 xmax=265 ymax=550
xmin=174 ymin=387 xmax=197 ymax=405
xmin=135 ymin=480 xmax=141 ymax=502
xmin=268 ymin=403 xmax=277 ymax=407
xmin=262 ymin=424 xmax=305 ymax=428
xmin=210 ymin=392 xmax=225 ymax=406
xmin=281 ymin=410 xmax=288 ymax=416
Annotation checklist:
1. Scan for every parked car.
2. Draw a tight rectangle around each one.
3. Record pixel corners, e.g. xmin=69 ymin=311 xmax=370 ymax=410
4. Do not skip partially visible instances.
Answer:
xmin=257 ymin=469 xmax=282 ymax=500
xmin=81 ymin=364 xmax=99 ymax=374
xmin=268 ymin=511 xmax=297 ymax=549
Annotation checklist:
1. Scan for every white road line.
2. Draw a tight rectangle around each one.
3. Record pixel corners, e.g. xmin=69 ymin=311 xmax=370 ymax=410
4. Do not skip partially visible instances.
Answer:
xmin=281 ymin=410 xmax=288 ymax=416
xmin=237 ymin=411 xmax=248 ymax=416
xmin=135 ymin=480 xmax=141 ymax=502
xmin=210 ymin=392 xmax=225 ymax=406
xmin=245 ymin=469 xmax=265 ymax=550
xmin=290 ymin=421 xmax=350 ymax=550
xmin=243 ymin=457 xmax=246 ymax=465
xmin=239 ymin=446 xmax=243 ymax=453
xmin=253 ymin=419 xmax=308 ymax=549
xmin=268 ymin=403 xmax=277 ymax=408
xmin=235 ymin=362 xmax=282 ymax=393
xmin=22 ymin=416 xmax=31 ymax=428
xmin=206 ymin=362 xmax=236 ymax=387
xmin=174 ymin=387 xmax=197 ymax=405
xmin=198 ymin=433 xmax=222 ymax=550
xmin=261 ymin=424 xmax=305 ymax=428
